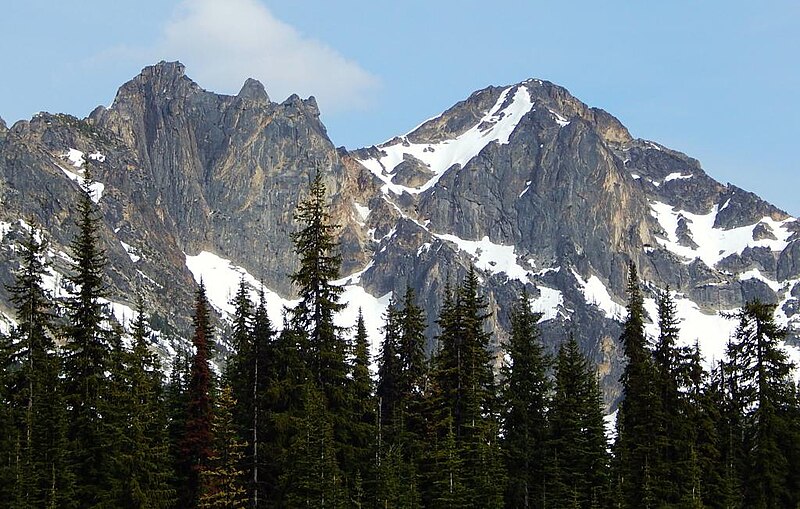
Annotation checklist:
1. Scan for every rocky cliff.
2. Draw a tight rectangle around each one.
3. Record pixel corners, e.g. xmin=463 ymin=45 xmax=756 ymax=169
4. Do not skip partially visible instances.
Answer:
xmin=1 ymin=62 xmax=797 ymax=404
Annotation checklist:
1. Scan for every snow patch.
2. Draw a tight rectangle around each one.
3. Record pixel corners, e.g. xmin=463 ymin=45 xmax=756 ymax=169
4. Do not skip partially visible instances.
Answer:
xmin=353 ymin=202 xmax=370 ymax=222
xmin=435 ymin=233 xmax=529 ymax=282
xmin=649 ymin=201 xmax=794 ymax=267
xmin=357 ymin=85 xmax=534 ymax=195
xmin=549 ymin=109 xmax=570 ymax=127
xmin=571 ymin=269 xmax=625 ymax=320
xmin=120 ymin=241 xmax=141 ymax=263
xmin=529 ymin=286 xmax=564 ymax=322
xmin=186 ymin=251 xmax=391 ymax=360
xmin=664 ymin=172 xmax=693 ymax=182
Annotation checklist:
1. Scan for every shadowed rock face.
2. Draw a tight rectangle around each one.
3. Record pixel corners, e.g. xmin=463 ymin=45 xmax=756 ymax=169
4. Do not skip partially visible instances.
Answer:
xmin=0 ymin=62 xmax=797 ymax=406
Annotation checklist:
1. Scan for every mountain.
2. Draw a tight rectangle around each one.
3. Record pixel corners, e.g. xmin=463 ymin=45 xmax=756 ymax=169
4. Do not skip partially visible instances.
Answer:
xmin=1 ymin=61 xmax=798 ymax=403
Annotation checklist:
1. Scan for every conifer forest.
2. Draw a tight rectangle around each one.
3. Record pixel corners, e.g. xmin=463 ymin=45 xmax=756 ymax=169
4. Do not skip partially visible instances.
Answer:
xmin=2 ymin=173 xmax=799 ymax=509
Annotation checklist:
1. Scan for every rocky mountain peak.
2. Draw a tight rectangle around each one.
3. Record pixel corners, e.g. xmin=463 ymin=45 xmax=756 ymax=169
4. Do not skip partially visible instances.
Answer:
xmin=0 ymin=116 xmax=6 ymax=133
xmin=237 ymin=77 xmax=270 ymax=104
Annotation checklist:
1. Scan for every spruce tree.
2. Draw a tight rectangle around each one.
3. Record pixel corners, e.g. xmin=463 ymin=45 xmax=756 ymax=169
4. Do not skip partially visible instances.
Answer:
xmin=724 ymin=299 xmax=798 ymax=508
xmin=431 ymin=268 xmax=503 ymax=507
xmin=289 ymin=172 xmax=346 ymax=396
xmin=346 ymin=309 xmax=377 ymax=497
xmin=651 ymin=288 xmax=688 ymax=505
xmin=377 ymin=300 xmax=403 ymax=436
xmin=3 ymin=227 xmax=72 ymax=507
xmin=613 ymin=262 xmax=660 ymax=508
xmin=548 ymin=334 xmax=610 ymax=509
xmin=249 ymin=289 xmax=275 ymax=508
xmin=62 ymin=175 xmax=124 ymax=505
xmin=110 ymin=295 xmax=175 ymax=508
xmin=199 ymin=386 xmax=248 ymax=509
xmin=500 ymin=290 xmax=551 ymax=509
xmin=178 ymin=281 xmax=216 ymax=508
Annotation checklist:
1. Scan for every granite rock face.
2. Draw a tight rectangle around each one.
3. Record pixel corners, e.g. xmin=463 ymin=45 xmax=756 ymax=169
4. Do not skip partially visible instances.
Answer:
xmin=0 ymin=62 xmax=797 ymax=406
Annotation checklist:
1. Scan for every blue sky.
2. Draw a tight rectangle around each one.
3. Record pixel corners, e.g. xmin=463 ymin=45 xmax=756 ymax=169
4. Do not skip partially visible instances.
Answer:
xmin=1 ymin=0 xmax=797 ymax=214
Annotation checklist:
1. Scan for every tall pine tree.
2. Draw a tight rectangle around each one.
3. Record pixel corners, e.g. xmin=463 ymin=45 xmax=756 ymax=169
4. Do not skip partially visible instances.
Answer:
xmin=62 ymin=173 xmax=125 ymax=505
xmin=724 ymin=299 xmax=798 ymax=508
xmin=500 ymin=290 xmax=551 ymax=509
xmin=4 ymin=227 xmax=72 ymax=507
xmin=548 ymin=334 xmax=610 ymax=509
xmin=613 ymin=262 xmax=660 ymax=508
xmin=178 ymin=281 xmax=216 ymax=508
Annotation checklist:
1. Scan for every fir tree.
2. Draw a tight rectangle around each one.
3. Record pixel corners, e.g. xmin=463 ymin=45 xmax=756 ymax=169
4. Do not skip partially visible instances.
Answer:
xmin=345 ymin=309 xmax=377 ymax=497
xmin=724 ymin=299 xmax=798 ymax=508
xmin=613 ymin=262 xmax=660 ymax=508
xmin=500 ymin=291 xmax=551 ymax=509
xmin=548 ymin=334 xmax=610 ymax=509
xmin=377 ymin=300 xmax=403 ymax=436
xmin=281 ymin=382 xmax=347 ymax=508
xmin=431 ymin=268 xmax=503 ymax=507
xmin=61 ymin=174 xmax=125 ymax=505
xmin=289 ymin=171 xmax=346 ymax=396
xmin=199 ymin=386 xmax=248 ymax=509
xmin=249 ymin=289 xmax=275 ymax=508
xmin=4 ymin=227 xmax=72 ymax=508
xmin=178 ymin=282 xmax=216 ymax=508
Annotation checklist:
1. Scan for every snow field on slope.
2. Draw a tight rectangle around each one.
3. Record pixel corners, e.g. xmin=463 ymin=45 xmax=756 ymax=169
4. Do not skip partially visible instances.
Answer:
xmin=650 ymin=201 xmax=794 ymax=267
xmin=434 ymin=233 xmax=529 ymax=282
xmin=357 ymin=85 xmax=534 ymax=195
xmin=185 ymin=251 xmax=392 ymax=361
xmin=58 ymin=148 xmax=106 ymax=203
xmin=569 ymin=268 xmax=799 ymax=373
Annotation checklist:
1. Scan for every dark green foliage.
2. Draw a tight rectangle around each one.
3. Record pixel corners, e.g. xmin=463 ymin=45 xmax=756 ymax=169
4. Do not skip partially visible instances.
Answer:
xmin=548 ymin=335 xmax=610 ymax=509
xmin=62 ymin=177 xmax=126 ymax=505
xmin=426 ymin=268 xmax=504 ymax=507
xmin=223 ymin=280 xmax=276 ymax=507
xmin=281 ymin=383 xmax=347 ymax=508
xmin=377 ymin=300 xmax=403 ymax=435
xmin=724 ymin=299 xmax=798 ymax=508
xmin=500 ymin=291 xmax=551 ymax=508
xmin=178 ymin=282 xmax=215 ymax=508
xmin=613 ymin=262 xmax=661 ymax=508
xmin=199 ymin=386 xmax=248 ymax=509
xmin=345 ymin=309 xmax=377 ymax=496
xmin=109 ymin=295 xmax=175 ymax=508
xmin=3 ymin=228 xmax=72 ymax=507
xmin=289 ymin=172 xmax=346 ymax=394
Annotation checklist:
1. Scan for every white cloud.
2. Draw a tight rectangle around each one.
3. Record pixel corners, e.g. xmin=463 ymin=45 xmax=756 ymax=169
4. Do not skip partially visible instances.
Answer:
xmin=152 ymin=0 xmax=379 ymax=113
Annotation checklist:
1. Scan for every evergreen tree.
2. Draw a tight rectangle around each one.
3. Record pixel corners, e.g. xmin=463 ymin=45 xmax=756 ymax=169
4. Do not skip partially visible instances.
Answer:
xmin=613 ymin=262 xmax=660 ymax=508
xmin=178 ymin=282 xmax=216 ymax=508
xmin=548 ymin=334 xmax=610 ymax=509
xmin=4 ymin=228 xmax=73 ymax=508
xmin=199 ymin=386 xmax=248 ymax=509
xmin=377 ymin=300 xmax=403 ymax=436
xmin=289 ymin=172 xmax=346 ymax=396
xmin=249 ymin=290 xmax=275 ymax=508
xmin=165 ymin=340 xmax=191 ymax=498
xmin=109 ymin=295 xmax=175 ymax=508
xmin=345 ymin=309 xmax=377 ymax=498
xmin=724 ymin=299 xmax=798 ymax=508
xmin=500 ymin=291 xmax=551 ymax=509
xmin=651 ymin=287 xmax=690 ymax=505
xmin=431 ymin=268 xmax=503 ymax=507
xmin=281 ymin=382 xmax=347 ymax=508
xmin=260 ymin=315 xmax=311 ymax=506
xmin=61 ymin=175 xmax=125 ymax=505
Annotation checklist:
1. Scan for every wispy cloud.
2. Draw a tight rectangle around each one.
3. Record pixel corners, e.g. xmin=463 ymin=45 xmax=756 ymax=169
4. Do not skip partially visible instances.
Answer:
xmin=130 ymin=0 xmax=380 ymax=113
